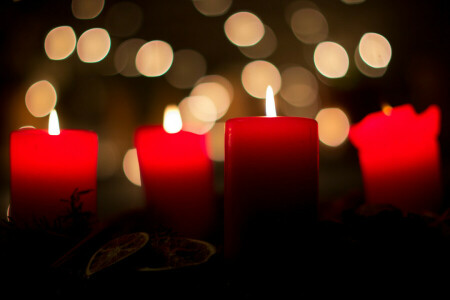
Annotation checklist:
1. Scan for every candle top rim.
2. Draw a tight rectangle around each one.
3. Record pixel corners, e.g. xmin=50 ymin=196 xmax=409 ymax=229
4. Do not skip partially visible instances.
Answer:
xmin=226 ymin=116 xmax=317 ymax=124
xmin=11 ymin=129 xmax=98 ymax=136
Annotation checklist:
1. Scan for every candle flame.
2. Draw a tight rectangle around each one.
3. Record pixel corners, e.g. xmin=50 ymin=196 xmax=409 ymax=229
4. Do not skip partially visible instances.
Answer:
xmin=265 ymin=85 xmax=276 ymax=117
xmin=382 ymin=103 xmax=393 ymax=116
xmin=48 ymin=109 xmax=60 ymax=135
xmin=163 ymin=105 xmax=182 ymax=134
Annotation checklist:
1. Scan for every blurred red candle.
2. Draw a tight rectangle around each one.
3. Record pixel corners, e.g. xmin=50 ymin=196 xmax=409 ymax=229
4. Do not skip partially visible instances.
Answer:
xmin=9 ymin=110 xmax=98 ymax=228
xmin=349 ymin=104 xmax=442 ymax=213
xmin=134 ymin=105 xmax=215 ymax=238
xmin=224 ymin=87 xmax=318 ymax=260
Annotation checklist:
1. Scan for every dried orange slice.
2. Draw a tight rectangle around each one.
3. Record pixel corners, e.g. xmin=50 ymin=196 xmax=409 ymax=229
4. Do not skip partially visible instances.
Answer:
xmin=86 ymin=232 xmax=149 ymax=277
xmin=138 ymin=237 xmax=216 ymax=271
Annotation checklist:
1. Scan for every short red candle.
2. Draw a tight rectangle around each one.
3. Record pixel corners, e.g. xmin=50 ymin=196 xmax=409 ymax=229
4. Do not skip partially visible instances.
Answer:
xmin=224 ymin=89 xmax=318 ymax=259
xmin=349 ymin=104 xmax=442 ymax=213
xmin=134 ymin=116 xmax=215 ymax=239
xmin=10 ymin=127 xmax=98 ymax=228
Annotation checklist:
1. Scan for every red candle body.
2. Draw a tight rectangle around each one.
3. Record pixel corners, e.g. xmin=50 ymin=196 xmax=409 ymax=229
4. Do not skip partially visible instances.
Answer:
xmin=349 ymin=104 xmax=442 ymax=213
xmin=10 ymin=129 xmax=98 ymax=228
xmin=225 ymin=117 xmax=318 ymax=260
xmin=134 ymin=126 xmax=215 ymax=239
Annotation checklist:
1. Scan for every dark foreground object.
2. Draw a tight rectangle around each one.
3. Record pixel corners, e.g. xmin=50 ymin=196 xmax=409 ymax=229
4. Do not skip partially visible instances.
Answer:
xmin=1 ymin=198 xmax=450 ymax=298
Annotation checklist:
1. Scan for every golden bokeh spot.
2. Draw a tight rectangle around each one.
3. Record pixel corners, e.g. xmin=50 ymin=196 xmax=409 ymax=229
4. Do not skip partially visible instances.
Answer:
xmin=44 ymin=26 xmax=77 ymax=60
xmin=290 ymin=8 xmax=328 ymax=44
xmin=178 ymin=97 xmax=215 ymax=135
xmin=359 ymin=32 xmax=392 ymax=68
xmin=136 ymin=40 xmax=174 ymax=77
xmin=72 ymin=0 xmax=104 ymax=19
xmin=281 ymin=66 xmax=318 ymax=107
xmin=192 ymin=0 xmax=232 ymax=16
xmin=224 ymin=12 xmax=265 ymax=47
xmin=25 ymin=80 xmax=57 ymax=118
xmin=239 ymin=25 xmax=277 ymax=59
xmin=77 ymin=28 xmax=111 ymax=63
xmin=241 ymin=60 xmax=281 ymax=99
xmin=314 ymin=41 xmax=349 ymax=78
xmin=206 ymin=122 xmax=225 ymax=162
xmin=114 ymin=38 xmax=146 ymax=77
xmin=123 ymin=148 xmax=141 ymax=186
xmin=190 ymin=82 xmax=230 ymax=120
xmin=354 ymin=45 xmax=387 ymax=78
xmin=315 ymin=108 xmax=350 ymax=147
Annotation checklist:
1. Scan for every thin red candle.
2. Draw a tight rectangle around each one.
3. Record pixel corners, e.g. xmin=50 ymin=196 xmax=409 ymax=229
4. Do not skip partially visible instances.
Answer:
xmin=134 ymin=105 xmax=215 ymax=239
xmin=349 ymin=104 xmax=442 ymax=213
xmin=224 ymin=87 xmax=318 ymax=260
xmin=9 ymin=110 xmax=98 ymax=229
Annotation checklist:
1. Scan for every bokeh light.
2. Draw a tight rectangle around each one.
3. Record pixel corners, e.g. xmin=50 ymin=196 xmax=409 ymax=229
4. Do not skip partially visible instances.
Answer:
xmin=239 ymin=25 xmax=277 ymax=59
xmin=224 ymin=12 xmax=265 ymax=47
xmin=315 ymin=108 xmax=350 ymax=147
xmin=25 ymin=80 xmax=57 ymax=118
xmin=206 ymin=122 xmax=225 ymax=162
xmin=44 ymin=26 xmax=77 ymax=60
xmin=179 ymin=96 xmax=216 ymax=134
xmin=123 ymin=148 xmax=141 ymax=186
xmin=136 ymin=40 xmax=174 ymax=77
xmin=359 ymin=32 xmax=392 ymax=68
xmin=77 ymin=28 xmax=111 ymax=63
xmin=290 ymin=8 xmax=328 ymax=44
xmin=105 ymin=1 xmax=143 ymax=37
xmin=195 ymin=75 xmax=234 ymax=101
xmin=314 ymin=41 xmax=349 ymax=78
xmin=354 ymin=45 xmax=387 ymax=78
xmin=72 ymin=0 xmax=104 ymax=19
xmin=241 ymin=60 xmax=281 ymax=99
xmin=114 ymin=38 xmax=146 ymax=77
xmin=341 ymin=0 xmax=365 ymax=4
xmin=280 ymin=66 xmax=318 ymax=107
xmin=165 ymin=49 xmax=207 ymax=89
xmin=187 ymin=96 xmax=218 ymax=122
xmin=190 ymin=81 xmax=230 ymax=119
xmin=192 ymin=0 xmax=232 ymax=16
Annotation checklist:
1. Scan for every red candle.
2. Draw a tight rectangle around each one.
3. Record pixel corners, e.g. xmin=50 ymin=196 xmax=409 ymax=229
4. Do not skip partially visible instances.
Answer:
xmin=224 ymin=87 xmax=318 ymax=260
xmin=9 ymin=110 xmax=98 ymax=229
xmin=349 ymin=104 xmax=442 ymax=213
xmin=134 ymin=105 xmax=215 ymax=239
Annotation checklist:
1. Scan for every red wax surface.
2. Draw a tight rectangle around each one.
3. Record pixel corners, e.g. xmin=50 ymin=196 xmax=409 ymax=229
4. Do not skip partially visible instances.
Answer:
xmin=10 ymin=129 xmax=98 ymax=227
xmin=134 ymin=126 xmax=215 ymax=238
xmin=349 ymin=104 xmax=442 ymax=213
xmin=225 ymin=117 xmax=318 ymax=259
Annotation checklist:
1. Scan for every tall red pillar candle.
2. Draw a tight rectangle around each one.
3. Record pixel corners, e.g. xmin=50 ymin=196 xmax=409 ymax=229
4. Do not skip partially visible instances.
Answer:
xmin=9 ymin=110 xmax=98 ymax=229
xmin=349 ymin=104 xmax=442 ymax=213
xmin=134 ymin=105 xmax=215 ymax=239
xmin=224 ymin=87 xmax=318 ymax=260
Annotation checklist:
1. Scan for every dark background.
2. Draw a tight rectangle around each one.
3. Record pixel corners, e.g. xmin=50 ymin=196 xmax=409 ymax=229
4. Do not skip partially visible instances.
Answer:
xmin=0 ymin=0 xmax=448 ymax=220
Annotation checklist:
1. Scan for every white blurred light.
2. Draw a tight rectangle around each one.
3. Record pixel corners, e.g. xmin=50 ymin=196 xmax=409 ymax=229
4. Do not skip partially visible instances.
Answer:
xmin=77 ymin=28 xmax=111 ymax=63
xmin=25 ymin=80 xmax=57 ymax=118
xmin=192 ymin=0 xmax=232 ymax=16
xmin=123 ymin=148 xmax=141 ymax=186
xmin=241 ymin=60 xmax=281 ymax=99
xmin=314 ymin=41 xmax=349 ymax=78
xmin=315 ymin=108 xmax=350 ymax=147
xmin=44 ymin=26 xmax=77 ymax=60
xmin=359 ymin=32 xmax=392 ymax=68
xmin=190 ymin=81 xmax=230 ymax=120
xmin=136 ymin=40 xmax=174 ymax=77
xmin=224 ymin=12 xmax=265 ymax=47
xmin=239 ymin=25 xmax=277 ymax=59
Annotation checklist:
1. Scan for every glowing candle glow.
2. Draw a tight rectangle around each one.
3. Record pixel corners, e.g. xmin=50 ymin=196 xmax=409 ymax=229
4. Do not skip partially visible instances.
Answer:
xmin=349 ymin=104 xmax=442 ymax=213
xmin=134 ymin=105 xmax=215 ymax=239
xmin=225 ymin=86 xmax=318 ymax=261
xmin=9 ymin=110 xmax=98 ymax=229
